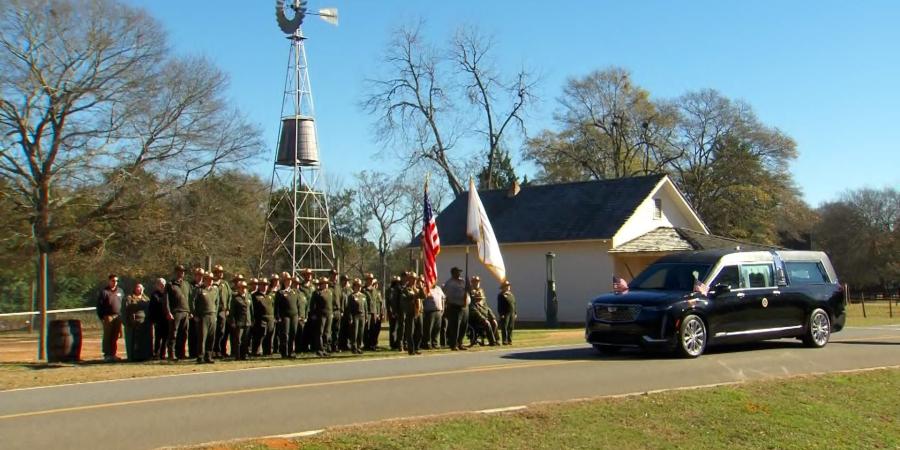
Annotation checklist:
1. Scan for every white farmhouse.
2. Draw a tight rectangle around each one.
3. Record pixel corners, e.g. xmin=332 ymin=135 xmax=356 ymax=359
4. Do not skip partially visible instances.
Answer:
xmin=422 ymin=174 xmax=775 ymax=324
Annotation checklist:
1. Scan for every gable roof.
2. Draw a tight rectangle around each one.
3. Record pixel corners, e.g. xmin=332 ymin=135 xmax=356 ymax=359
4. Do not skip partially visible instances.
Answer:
xmin=608 ymin=227 xmax=783 ymax=253
xmin=429 ymin=174 xmax=667 ymax=247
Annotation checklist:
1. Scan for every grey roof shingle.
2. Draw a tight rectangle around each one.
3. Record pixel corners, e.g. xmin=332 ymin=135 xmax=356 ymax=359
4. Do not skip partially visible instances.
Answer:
xmin=422 ymin=175 xmax=666 ymax=247
xmin=608 ymin=227 xmax=783 ymax=253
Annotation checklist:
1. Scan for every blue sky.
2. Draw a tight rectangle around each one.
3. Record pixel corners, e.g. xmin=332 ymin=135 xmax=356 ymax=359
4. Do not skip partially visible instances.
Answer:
xmin=124 ymin=0 xmax=899 ymax=206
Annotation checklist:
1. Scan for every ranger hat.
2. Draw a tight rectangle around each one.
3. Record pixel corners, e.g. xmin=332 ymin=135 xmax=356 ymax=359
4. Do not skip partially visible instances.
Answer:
xmin=259 ymin=277 xmax=269 ymax=285
xmin=301 ymin=268 xmax=313 ymax=276
xmin=293 ymin=276 xmax=302 ymax=283
xmin=232 ymin=274 xmax=245 ymax=282
xmin=236 ymin=280 xmax=248 ymax=288
xmin=203 ymin=271 xmax=214 ymax=280
xmin=391 ymin=275 xmax=401 ymax=282
xmin=317 ymin=277 xmax=330 ymax=285
xmin=364 ymin=273 xmax=375 ymax=280
xmin=330 ymin=268 xmax=339 ymax=275
xmin=352 ymin=278 xmax=362 ymax=286
xmin=174 ymin=264 xmax=186 ymax=272
xmin=213 ymin=264 xmax=224 ymax=273
xmin=281 ymin=271 xmax=291 ymax=280
xmin=500 ymin=280 xmax=511 ymax=286
xmin=270 ymin=273 xmax=280 ymax=280
xmin=451 ymin=267 xmax=462 ymax=274
xmin=470 ymin=275 xmax=481 ymax=282
xmin=250 ymin=278 xmax=260 ymax=286
xmin=340 ymin=274 xmax=349 ymax=282
xmin=194 ymin=267 xmax=205 ymax=275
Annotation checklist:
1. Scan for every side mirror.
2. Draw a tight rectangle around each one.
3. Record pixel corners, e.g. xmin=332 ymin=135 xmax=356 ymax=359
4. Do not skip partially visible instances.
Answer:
xmin=710 ymin=284 xmax=731 ymax=297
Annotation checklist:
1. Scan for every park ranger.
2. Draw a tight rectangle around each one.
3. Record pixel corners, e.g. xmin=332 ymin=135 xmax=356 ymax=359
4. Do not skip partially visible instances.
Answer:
xmin=167 ymin=264 xmax=192 ymax=361
xmin=212 ymin=265 xmax=231 ymax=358
xmin=275 ymin=273 xmax=301 ymax=358
xmin=442 ymin=267 xmax=470 ymax=351
xmin=497 ymin=280 xmax=517 ymax=345
xmin=363 ymin=273 xmax=383 ymax=351
xmin=297 ymin=269 xmax=316 ymax=353
xmin=270 ymin=274 xmax=284 ymax=355
xmin=347 ymin=278 xmax=368 ymax=354
xmin=293 ymin=275 xmax=309 ymax=354
xmin=229 ymin=279 xmax=253 ymax=360
xmin=188 ymin=267 xmax=204 ymax=358
xmin=193 ymin=271 xmax=219 ymax=363
xmin=469 ymin=276 xmax=500 ymax=346
xmin=251 ymin=277 xmax=276 ymax=356
xmin=330 ymin=270 xmax=345 ymax=353
xmin=400 ymin=272 xmax=426 ymax=355
xmin=309 ymin=276 xmax=334 ymax=357
xmin=387 ymin=275 xmax=404 ymax=351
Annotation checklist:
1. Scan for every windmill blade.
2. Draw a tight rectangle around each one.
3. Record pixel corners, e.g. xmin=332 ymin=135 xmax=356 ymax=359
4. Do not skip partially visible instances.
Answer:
xmin=317 ymin=7 xmax=339 ymax=26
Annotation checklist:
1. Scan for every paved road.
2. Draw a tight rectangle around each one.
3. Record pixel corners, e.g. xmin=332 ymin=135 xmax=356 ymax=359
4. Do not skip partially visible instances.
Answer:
xmin=2 ymin=326 xmax=899 ymax=449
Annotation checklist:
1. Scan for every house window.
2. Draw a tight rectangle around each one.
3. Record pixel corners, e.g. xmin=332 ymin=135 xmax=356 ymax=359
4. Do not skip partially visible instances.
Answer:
xmin=653 ymin=198 xmax=662 ymax=220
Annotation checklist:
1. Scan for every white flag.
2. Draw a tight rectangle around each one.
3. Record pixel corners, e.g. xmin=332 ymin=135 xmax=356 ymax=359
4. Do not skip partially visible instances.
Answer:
xmin=466 ymin=178 xmax=506 ymax=281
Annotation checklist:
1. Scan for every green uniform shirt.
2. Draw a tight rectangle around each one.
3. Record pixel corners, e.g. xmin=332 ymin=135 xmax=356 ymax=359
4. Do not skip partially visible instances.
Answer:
xmin=387 ymin=284 xmax=401 ymax=315
xmin=229 ymin=293 xmax=253 ymax=327
xmin=215 ymin=280 xmax=232 ymax=316
xmin=347 ymin=291 xmax=368 ymax=316
xmin=167 ymin=279 xmax=192 ymax=314
xmin=364 ymin=286 xmax=382 ymax=316
xmin=470 ymin=300 xmax=491 ymax=323
xmin=275 ymin=288 xmax=300 ymax=319
xmin=399 ymin=285 xmax=425 ymax=316
xmin=498 ymin=291 xmax=516 ymax=316
xmin=194 ymin=285 xmax=219 ymax=315
xmin=252 ymin=291 xmax=275 ymax=319
xmin=333 ymin=282 xmax=346 ymax=312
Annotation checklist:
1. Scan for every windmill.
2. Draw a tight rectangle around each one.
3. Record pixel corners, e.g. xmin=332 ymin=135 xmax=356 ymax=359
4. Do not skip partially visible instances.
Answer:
xmin=259 ymin=0 xmax=339 ymax=276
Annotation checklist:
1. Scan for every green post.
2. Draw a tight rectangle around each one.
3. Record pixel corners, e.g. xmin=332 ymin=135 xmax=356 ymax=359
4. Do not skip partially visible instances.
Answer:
xmin=545 ymin=252 xmax=558 ymax=328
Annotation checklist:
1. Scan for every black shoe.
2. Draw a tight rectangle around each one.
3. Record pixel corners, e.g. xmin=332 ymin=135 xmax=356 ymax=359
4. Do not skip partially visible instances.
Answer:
xmin=414 ymin=351 xmax=422 ymax=355
xmin=196 ymin=358 xmax=204 ymax=364
xmin=458 ymin=346 xmax=468 ymax=351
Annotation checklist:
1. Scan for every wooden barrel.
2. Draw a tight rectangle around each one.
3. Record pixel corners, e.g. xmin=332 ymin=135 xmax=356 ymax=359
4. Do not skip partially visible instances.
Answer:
xmin=47 ymin=319 xmax=82 ymax=363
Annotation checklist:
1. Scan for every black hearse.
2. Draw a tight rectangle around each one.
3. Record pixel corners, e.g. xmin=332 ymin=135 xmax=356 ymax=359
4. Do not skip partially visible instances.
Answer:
xmin=585 ymin=250 xmax=845 ymax=357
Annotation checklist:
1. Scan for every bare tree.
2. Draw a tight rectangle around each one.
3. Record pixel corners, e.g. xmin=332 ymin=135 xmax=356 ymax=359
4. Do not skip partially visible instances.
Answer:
xmin=452 ymin=26 xmax=536 ymax=190
xmin=354 ymin=171 xmax=409 ymax=284
xmin=557 ymin=67 xmax=677 ymax=179
xmin=362 ymin=23 xmax=464 ymax=195
xmin=0 ymin=0 xmax=263 ymax=329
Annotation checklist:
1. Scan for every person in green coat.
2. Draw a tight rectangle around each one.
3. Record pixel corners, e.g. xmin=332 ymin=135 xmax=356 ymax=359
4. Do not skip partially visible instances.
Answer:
xmin=212 ymin=265 xmax=232 ymax=358
xmin=401 ymin=272 xmax=426 ymax=355
xmin=388 ymin=275 xmax=404 ymax=351
xmin=468 ymin=276 xmax=499 ymax=346
xmin=347 ymin=279 xmax=368 ymax=354
xmin=297 ymin=269 xmax=316 ymax=353
xmin=166 ymin=264 xmax=192 ymax=361
xmin=497 ymin=280 xmax=517 ymax=345
xmin=251 ymin=278 xmax=276 ymax=356
xmin=275 ymin=274 xmax=302 ymax=358
xmin=194 ymin=271 xmax=219 ymax=364
xmin=123 ymin=283 xmax=152 ymax=362
xmin=309 ymin=277 xmax=334 ymax=357
xmin=229 ymin=279 xmax=253 ymax=360
xmin=363 ymin=274 xmax=383 ymax=351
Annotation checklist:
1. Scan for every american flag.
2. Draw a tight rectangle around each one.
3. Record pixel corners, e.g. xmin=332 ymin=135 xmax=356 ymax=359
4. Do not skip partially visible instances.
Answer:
xmin=423 ymin=181 xmax=441 ymax=288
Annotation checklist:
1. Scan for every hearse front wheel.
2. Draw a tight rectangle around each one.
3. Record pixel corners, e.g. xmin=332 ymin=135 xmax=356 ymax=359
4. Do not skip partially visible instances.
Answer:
xmin=677 ymin=314 xmax=707 ymax=358
xmin=803 ymin=308 xmax=831 ymax=348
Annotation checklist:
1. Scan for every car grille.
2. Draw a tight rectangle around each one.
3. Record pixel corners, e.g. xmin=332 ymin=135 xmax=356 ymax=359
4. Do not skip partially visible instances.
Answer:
xmin=593 ymin=304 xmax=642 ymax=322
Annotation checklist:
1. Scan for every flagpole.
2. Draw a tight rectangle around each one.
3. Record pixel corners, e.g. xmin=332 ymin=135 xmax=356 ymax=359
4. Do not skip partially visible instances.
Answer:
xmin=465 ymin=245 xmax=470 ymax=290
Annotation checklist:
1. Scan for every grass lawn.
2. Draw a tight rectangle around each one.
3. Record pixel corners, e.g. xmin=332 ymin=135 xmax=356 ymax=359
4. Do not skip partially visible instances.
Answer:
xmin=0 ymin=328 xmax=583 ymax=390
xmin=215 ymin=368 xmax=900 ymax=450
xmin=846 ymin=301 xmax=899 ymax=327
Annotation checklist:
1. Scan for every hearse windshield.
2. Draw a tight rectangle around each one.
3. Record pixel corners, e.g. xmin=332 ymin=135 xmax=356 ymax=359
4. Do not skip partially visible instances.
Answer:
xmin=628 ymin=263 xmax=712 ymax=291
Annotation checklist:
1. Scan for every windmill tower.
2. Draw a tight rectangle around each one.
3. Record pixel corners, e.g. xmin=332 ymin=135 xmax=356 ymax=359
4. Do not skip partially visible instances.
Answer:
xmin=259 ymin=0 xmax=339 ymax=276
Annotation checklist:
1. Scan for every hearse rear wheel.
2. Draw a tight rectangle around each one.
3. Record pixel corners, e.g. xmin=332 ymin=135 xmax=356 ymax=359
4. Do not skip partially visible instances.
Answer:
xmin=677 ymin=314 xmax=707 ymax=358
xmin=803 ymin=308 xmax=831 ymax=348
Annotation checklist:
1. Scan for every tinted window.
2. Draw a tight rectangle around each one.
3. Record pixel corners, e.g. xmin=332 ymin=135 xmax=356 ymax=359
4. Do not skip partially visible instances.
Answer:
xmin=786 ymin=262 xmax=830 ymax=284
xmin=741 ymin=264 xmax=774 ymax=288
xmin=629 ymin=263 xmax=711 ymax=291
xmin=710 ymin=265 xmax=741 ymax=289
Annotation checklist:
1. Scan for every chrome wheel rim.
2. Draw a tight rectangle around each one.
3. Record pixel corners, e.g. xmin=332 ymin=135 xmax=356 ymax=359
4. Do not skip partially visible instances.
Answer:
xmin=811 ymin=311 xmax=830 ymax=346
xmin=682 ymin=317 xmax=705 ymax=356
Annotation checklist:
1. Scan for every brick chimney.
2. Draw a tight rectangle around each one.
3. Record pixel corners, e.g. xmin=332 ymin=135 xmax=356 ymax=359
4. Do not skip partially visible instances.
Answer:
xmin=507 ymin=180 xmax=521 ymax=198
